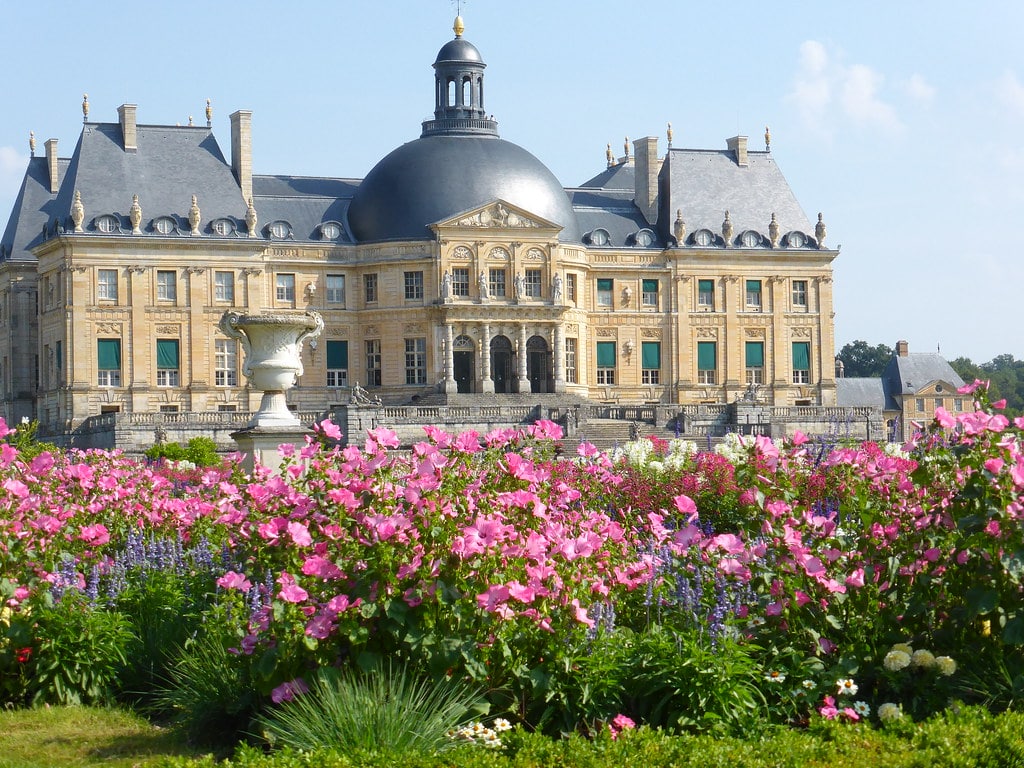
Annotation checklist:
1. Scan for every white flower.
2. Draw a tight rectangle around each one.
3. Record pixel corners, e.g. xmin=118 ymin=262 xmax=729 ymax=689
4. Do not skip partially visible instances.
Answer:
xmin=911 ymin=649 xmax=936 ymax=669
xmin=877 ymin=702 xmax=903 ymax=723
xmin=801 ymin=679 xmax=816 ymax=690
xmin=889 ymin=642 xmax=914 ymax=656
xmin=853 ymin=701 xmax=871 ymax=717
xmin=935 ymin=656 xmax=957 ymax=676
xmin=764 ymin=670 xmax=786 ymax=683
xmin=492 ymin=718 xmax=512 ymax=732
xmin=836 ymin=678 xmax=858 ymax=697
xmin=883 ymin=649 xmax=912 ymax=672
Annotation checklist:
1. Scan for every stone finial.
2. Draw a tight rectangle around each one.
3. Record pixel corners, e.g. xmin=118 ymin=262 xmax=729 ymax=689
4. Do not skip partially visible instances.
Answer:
xmin=188 ymin=115 xmax=194 ymax=126
xmin=722 ymin=210 xmax=733 ymax=247
xmin=815 ymin=212 xmax=827 ymax=247
xmin=623 ymin=136 xmax=630 ymax=162
xmin=29 ymin=131 xmax=36 ymax=156
xmin=206 ymin=98 xmax=212 ymax=127
xmin=71 ymin=190 xmax=85 ymax=233
xmin=245 ymin=197 xmax=258 ymax=238
xmin=768 ymin=212 xmax=780 ymax=248
xmin=606 ymin=143 xmax=614 ymax=168
xmin=188 ymin=195 xmax=201 ymax=235
xmin=765 ymin=125 xmax=771 ymax=152
xmin=129 ymin=194 xmax=142 ymax=235
xmin=673 ymin=209 xmax=686 ymax=246
xmin=82 ymin=93 xmax=89 ymax=122
xmin=667 ymin=122 xmax=673 ymax=147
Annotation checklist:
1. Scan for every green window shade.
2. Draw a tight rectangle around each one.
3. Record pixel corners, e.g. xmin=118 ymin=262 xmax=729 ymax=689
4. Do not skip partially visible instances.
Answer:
xmin=156 ymin=339 xmax=179 ymax=370
xmin=97 ymin=339 xmax=121 ymax=370
xmin=327 ymin=340 xmax=349 ymax=369
xmin=697 ymin=341 xmax=717 ymax=370
xmin=745 ymin=341 xmax=764 ymax=368
xmin=597 ymin=279 xmax=613 ymax=291
xmin=746 ymin=280 xmax=761 ymax=293
xmin=792 ymin=341 xmax=810 ymax=370
xmin=642 ymin=279 xmax=658 ymax=293
xmin=596 ymin=341 xmax=616 ymax=367
xmin=698 ymin=279 xmax=714 ymax=293
xmin=641 ymin=341 xmax=660 ymax=369
xmin=55 ymin=341 xmax=62 ymax=371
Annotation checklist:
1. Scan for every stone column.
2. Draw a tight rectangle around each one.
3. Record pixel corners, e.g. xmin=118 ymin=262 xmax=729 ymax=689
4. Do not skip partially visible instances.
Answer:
xmin=443 ymin=323 xmax=458 ymax=394
xmin=517 ymin=323 xmax=531 ymax=392
xmin=553 ymin=323 xmax=566 ymax=393
xmin=481 ymin=323 xmax=494 ymax=393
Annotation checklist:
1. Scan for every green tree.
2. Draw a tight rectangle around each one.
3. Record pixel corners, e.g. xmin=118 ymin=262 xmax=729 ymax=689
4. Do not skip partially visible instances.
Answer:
xmin=836 ymin=340 xmax=893 ymax=377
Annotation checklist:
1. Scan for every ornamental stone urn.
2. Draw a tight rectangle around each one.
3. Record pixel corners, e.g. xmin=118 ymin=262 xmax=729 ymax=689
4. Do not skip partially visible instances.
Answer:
xmin=219 ymin=310 xmax=323 ymax=473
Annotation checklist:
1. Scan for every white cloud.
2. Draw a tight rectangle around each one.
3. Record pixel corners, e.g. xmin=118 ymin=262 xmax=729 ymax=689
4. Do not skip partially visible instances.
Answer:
xmin=995 ymin=70 xmax=1024 ymax=119
xmin=842 ymin=64 xmax=903 ymax=132
xmin=903 ymin=74 xmax=936 ymax=105
xmin=790 ymin=41 xmax=832 ymax=130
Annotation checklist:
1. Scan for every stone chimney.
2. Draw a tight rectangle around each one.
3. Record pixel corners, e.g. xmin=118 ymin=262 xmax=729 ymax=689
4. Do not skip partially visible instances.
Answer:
xmin=44 ymin=138 xmax=59 ymax=193
xmin=230 ymin=110 xmax=253 ymax=204
xmin=117 ymin=104 xmax=137 ymax=152
xmin=896 ymin=340 xmax=909 ymax=357
xmin=726 ymin=135 xmax=748 ymax=167
xmin=633 ymin=136 xmax=660 ymax=225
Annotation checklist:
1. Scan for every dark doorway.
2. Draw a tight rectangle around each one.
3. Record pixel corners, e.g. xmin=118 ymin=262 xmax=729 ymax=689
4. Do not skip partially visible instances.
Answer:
xmin=454 ymin=351 xmax=474 ymax=393
xmin=491 ymin=335 xmax=514 ymax=394
xmin=527 ymin=335 xmax=552 ymax=393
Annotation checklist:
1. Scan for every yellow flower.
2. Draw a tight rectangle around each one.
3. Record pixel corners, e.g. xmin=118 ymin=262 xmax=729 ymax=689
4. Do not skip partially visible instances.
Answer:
xmin=883 ymin=649 xmax=911 ymax=672
xmin=889 ymin=642 xmax=914 ymax=656
xmin=911 ymin=649 xmax=936 ymax=669
xmin=935 ymin=656 xmax=957 ymax=676
xmin=877 ymin=702 xmax=903 ymax=723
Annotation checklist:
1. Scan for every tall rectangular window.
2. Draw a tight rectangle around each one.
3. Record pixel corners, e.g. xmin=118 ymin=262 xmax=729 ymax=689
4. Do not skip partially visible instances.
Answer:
xmin=405 ymin=338 xmax=427 ymax=385
xmin=215 ymin=339 xmax=238 ymax=386
xmin=97 ymin=339 xmax=122 ymax=387
xmin=642 ymin=279 xmax=658 ymax=308
xmin=745 ymin=280 xmax=762 ymax=310
xmin=365 ymin=340 xmax=382 ymax=387
xmin=327 ymin=340 xmax=349 ymax=387
xmin=524 ymin=268 xmax=542 ymax=298
xmin=215 ymin=271 xmax=234 ymax=302
xmin=792 ymin=280 xmax=808 ymax=310
xmin=566 ymin=273 xmax=577 ymax=303
xmin=325 ymin=274 xmax=346 ymax=304
xmin=404 ymin=271 xmax=423 ymax=301
xmin=156 ymin=339 xmax=180 ymax=387
xmin=641 ymin=341 xmax=661 ymax=384
xmin=697 ymin=341 xmax=717 ymax=385
xmin=364 ymin=273 xmax=378 ymax=304
xmin=97 ymin=269 xmax=118 ymax=301
xmin=597 ymin=278 xmax=613 ymax=307
xmin=489 ymin=268 xmax=506 ymax=298
xmin=745 ymin=341 xmax=765 ymax=385
xmin=451 ymin=268 xmax=470 ymax=297
xmin=157 ymin=270 xmax=177 ymax=302
xmin=698 ymin=279 xmax=715 ymax=309
xmin=596 ymin=341 xmax=616 ymax=384
xmin=55 ymin=340 xmax=62 ymax=378
xmin=276 ymin=273 xmax=295 ymax=304
xmin=792 ymin=341 xmax=811 ymax=384
xmin=565 ymin=337 xmax=577 ymax=383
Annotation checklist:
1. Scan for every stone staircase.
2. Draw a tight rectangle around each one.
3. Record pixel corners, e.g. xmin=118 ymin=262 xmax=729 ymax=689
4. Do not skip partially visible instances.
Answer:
xmin=568 ymin=418 xmax=636 ymax=454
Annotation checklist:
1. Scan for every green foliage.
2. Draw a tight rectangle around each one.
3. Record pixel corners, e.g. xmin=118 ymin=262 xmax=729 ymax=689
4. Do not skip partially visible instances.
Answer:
xmin=2 ymin=419 xmax=58 ymax=461
xmin=951 ymin=353 xmax=1024 ymax=416
xmin=836 ymin=340 xmax=893 ymax=377
xmin=145 ymin=436 xmax=222 ymax=467
xmin=258 ymin=663 xmax=487 ymax=756
xmin=29 ymin=594 xmax=135 ymax=706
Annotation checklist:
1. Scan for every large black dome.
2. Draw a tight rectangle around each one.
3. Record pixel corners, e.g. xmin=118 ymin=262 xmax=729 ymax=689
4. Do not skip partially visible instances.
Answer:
xmin=347 ymin=135 xmax=581 ymax=243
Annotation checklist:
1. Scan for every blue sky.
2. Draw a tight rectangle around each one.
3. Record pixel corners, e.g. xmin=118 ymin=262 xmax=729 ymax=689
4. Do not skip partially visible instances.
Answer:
xmin=2 ymin=1 xmax=1021 ymax=364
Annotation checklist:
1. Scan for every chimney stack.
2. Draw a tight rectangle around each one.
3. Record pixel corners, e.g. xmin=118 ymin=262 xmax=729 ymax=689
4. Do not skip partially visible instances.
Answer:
xmin=896 ymin=340 xmax=909 ymax=357
xmin=726 ymin=135 xmax=748 ymax=167
xmin=44 ymin=138 xmax=59 ymax=194
xmin=633 ymin=136 xmax=660 ymax=225
xmin=118 ymin=104 xmax=137 ymax=152
xmin=230 ymin=110 xmax=253 ymax=204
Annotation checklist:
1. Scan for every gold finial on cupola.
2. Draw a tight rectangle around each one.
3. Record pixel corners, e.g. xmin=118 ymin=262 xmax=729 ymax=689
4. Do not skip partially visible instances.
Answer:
xmin=29 ymin=131 xmax=36 ymax=156
xmin=765 ymin=125 xmax=771 ymax=152
xmin=82 ymin=93 xmax=89 ymax=122
xmin=453 ymin=15 xmax=465 ymax=37
xmin=667 ymin=122 xmax=673 ymax=147
xmin=206 ymin=98 xmax=213 ymax=127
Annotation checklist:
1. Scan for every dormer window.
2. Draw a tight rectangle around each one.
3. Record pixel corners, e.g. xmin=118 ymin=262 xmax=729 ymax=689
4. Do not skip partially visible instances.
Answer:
xmin=320 ymin=221 xmax=342 ymax=241
xmin=588 ymin=228 xmax=610 ymax=246
xmin=268 ymin=221 xmax=292 ymax=240
xmin=211 ymin=218 xmax=236 ymax=237
xmin=95 ymin=215 xmax=119 ymax=234
xmin=634 ymin=229 xmax=655 ymax=247
xmin=153 ymin=216 xmax=177 ymax=235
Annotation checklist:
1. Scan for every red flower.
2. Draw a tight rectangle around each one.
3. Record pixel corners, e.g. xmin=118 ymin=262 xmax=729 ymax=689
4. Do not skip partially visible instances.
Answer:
xmin=15 ymin=647 xmax=31 ymax=663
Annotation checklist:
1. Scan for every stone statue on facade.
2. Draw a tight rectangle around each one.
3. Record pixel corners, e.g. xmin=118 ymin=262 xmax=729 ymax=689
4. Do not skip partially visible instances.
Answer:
xmin=478 ymin=270 xmax=489 ymax=299
xmin=514 ymin=272 xmax=525 ymax=300
xmin=441 ymin=270 xmax=452 ymax=299
xmin=552 ymin=273 xmax=563 ymax=302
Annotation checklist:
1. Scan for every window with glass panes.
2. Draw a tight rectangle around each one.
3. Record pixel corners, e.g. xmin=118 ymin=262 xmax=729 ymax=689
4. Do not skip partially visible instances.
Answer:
xmin=524 ymin=269 xmax=542 ymax=298
xmin=641 ymin=341 xmax=661 ymax=384
xmin=489 ymin=268 xmax=506 ymax=297
xmin=215 ymin=339 xmax=238 ymax=386
xmin=792 ymin=280 xmax=807 ymax=309
xmin=452 ymin=268 xmax=470 ymax=297
xmin=156 ymin=339 xmax=180 ymax=386
xmin=157 ymin=270 xmax=176 ymax=301
xmin=405 ymin=338 xmax=427 ymax=384
xmin=745 ymin=280 xmax=762 ymax=309
xmin=97 ymin=339 xmax=121 ymax=386
xmin=792 ymin=341 xmax=810 ymax=384
xmin=566 ymin=273 xmax=577 ymax=303
xmin=596 ymin=341 xmax=616 ymax=384
xmin=698 ymin=279 xmax=715 ymax=309
xmin=325 ymin=275 xmax=346 ymax=304
xmin=276 ymin=273 xmax=295 ymax=303
xmin=364 ymin=273 xmax=378 ymax=304
xmin=564 ymin=337 xmax=578 ymax=383
xmin=745 ymin=341 xmax=764 ymax=384
xmin=697 ymin=341 xmax=717 ymax=384
xmin=327 ymin=340 xmax=349 ymax=387
xmin=215 ymin=271 xmax=234 ymax=302
xmin=642 ymin=279 xmax=658 ymax=307
xmin=404 ymin=271 xmax=423 ymax=301
xmin=597 ymin=278 xmax=613 ymax=307
xmin=97 ymin=269 xmax=118 ymax=301
xmin=365 ymin=339 xmax=382 ymax=386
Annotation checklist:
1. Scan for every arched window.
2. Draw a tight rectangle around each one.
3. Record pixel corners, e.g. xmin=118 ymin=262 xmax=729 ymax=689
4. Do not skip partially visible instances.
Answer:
xmin=447 ymin=78 xmax=456 ymax=107
xmin=462 ymin=76 xmax=472 ymax=107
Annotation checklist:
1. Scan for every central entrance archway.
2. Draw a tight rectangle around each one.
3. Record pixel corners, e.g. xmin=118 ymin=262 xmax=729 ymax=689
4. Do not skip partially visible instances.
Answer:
xmin=453 ymin=335 xmax=475 ymax=393
xmin=527 ymin=335 xmax=552 ymax=393
xmin=490 ymin=335 xmax=514 ymax=393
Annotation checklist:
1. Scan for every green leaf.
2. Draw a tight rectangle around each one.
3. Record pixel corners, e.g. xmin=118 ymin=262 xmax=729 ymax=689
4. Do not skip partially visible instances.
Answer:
xmin=1001 ymin=549 xmax=1024 ymax=584
xmin=1002 ymin=615 xmax=1024 ymax=645
xmin=957 ymin=514 xmax=985 ymax=533
xmin=966 ymin=586 xmax=1000 ymax=616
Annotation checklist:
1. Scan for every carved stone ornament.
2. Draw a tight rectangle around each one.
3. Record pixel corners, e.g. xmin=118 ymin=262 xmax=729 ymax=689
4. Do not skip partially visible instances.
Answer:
xmin=596 ymin=328 xmax=616 ymax=338
xmin=815 ymin=212 xmax=827 ymax=247
xmin=768 ymin=213 xmax=780 ymax=248
xmin=696 ymin=327 xmax=718 ymax=338
xmin=641 ymin=328 xmax=663 ymax=338
xmin=456 ymin=203 xmax=540 ymax=229
xmin=155 ymin=325 xmax=180 ymax=335
xmin=452 ymin=245 xmax=472 ymax=260
xmin=129 ymin=194 xmax=142 ymax=235
xmin=188 ymin=195 xmax=201 ymax=236
xmin=488 ymin=246 xmax=510 ymax=261
xmin=673 ymin=209 xmax=686 ymax=245
xmin=722 ymin=211 xmax=733 ymax=248
xmin=744 ymin=328 xmax=765 ymax=339
xmin=96 ymin=322 xmax=122 ymax=335
xmin=525 ymin=247 xmax=545 ymax=261
xmin=245 ymin=197 xmax=258 ymax=239
xmin=71 ymin=190 xmax=85 ymax=233
xmin=403 ymin=323 xmax=424 ymax=333
xmin=791 ymin=326 xmax=813 ymax=338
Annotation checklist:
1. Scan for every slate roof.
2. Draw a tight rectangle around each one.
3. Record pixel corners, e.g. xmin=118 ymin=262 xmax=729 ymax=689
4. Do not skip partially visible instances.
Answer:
xmin=578 ymin=161 xmax=636 ymax=191
xmin=1 ymin=156 xmax=69 ymax=262
xmin=252 ymin=175 xmax=359 ymax=243
xmin=569 ymin=188 xmax=660 ymax=249
xmin=883 ymin=353 xmax=965 ymax=397
xmin=836 ymin=377 xmax=889 ymax=409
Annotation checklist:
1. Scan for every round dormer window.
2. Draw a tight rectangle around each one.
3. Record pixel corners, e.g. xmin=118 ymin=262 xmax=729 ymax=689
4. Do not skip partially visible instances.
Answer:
xmin=694 ymin=229 xmax=714 ymax=247
xmin=589 ymin=228 xmax=610 ymax=246
xmin=153 ymin=216 xmax=176 ymax=235
xmin=95 ymin=215 xmax=119 ymax=233
xmin=740 ymin=230 xmax=761 ymax=248
xmin=211 ymin=218 xmax=235 ymax=236
xmin=268 ymin=221 xmax=292 ymax=239
xmin=787 ymin=231 xmax=807 ymax=248
xmin=321 ymin=221 xmax=342 ymax=240
xmin=635 ymin=229 xmax=655 ymax=247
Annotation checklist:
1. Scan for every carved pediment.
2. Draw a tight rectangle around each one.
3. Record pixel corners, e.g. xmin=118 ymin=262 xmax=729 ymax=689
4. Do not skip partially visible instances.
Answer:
xmin=432 ymin=200 xmax=562 ymax=233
